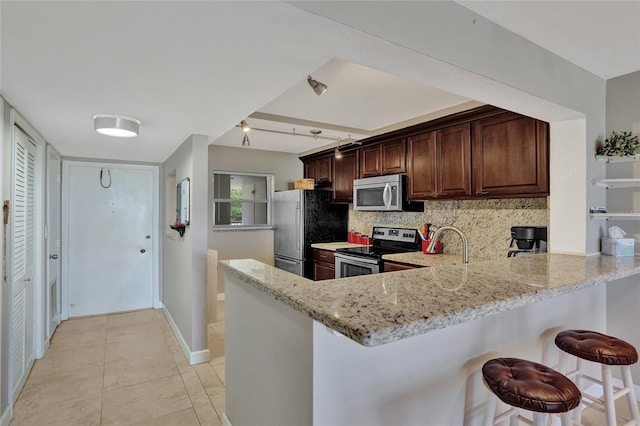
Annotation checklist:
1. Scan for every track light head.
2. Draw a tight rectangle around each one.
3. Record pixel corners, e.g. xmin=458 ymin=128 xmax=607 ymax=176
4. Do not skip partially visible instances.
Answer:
xmin=307 ymin=75 xmax=328 ymax=96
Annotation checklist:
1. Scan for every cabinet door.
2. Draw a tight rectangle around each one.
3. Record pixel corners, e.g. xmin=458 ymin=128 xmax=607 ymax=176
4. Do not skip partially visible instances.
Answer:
xmin=359 ymin=145 xmax=381 ymax=178
xmin=472 ymin=113 xmax=548 ymax=196
xmin=314 ymin=262 xmax=335 ymax=281
xmin=316 ymin=156 xmax=333 ymax=184
xmin=383 ymin=261 xmax=416 ymax=272
xmin=303 ymin=159 xmax=316 ymax=182
xmin=333 ymin=151 xmax=358 ymax=203
xmin=407 ymin=132 xmax=437 ymax=199
xmin=437 ymin=123 xmax=471 ymax=197
xmin=381 ymin=139 xmax=406 ymax=175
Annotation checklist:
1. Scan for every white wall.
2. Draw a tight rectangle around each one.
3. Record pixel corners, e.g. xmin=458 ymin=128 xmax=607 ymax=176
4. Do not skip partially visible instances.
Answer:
xmin=208 ymin=145 xmax=302 ymax=293
xmin=162 ymin=134 xmax=209 ymax=363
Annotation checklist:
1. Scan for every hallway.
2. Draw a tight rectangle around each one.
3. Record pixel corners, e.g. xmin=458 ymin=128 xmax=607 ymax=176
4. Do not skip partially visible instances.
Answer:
xmin=10 ymin=304 xmax=225 ymax=425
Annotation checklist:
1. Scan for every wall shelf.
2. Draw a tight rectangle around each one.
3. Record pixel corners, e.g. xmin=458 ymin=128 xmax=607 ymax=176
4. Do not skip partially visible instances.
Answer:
xmin=596 ymin=154 xmax=640 ymax=163
xmin=590 ymin=212 xmax=640 ymax=220
xmin=592 ymin=178 xmax=640 ymax=189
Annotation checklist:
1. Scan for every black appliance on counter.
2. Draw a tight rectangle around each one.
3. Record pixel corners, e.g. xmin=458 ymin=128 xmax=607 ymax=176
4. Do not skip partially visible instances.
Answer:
xmin=508 ymin=226 xmax=547 ymax=257
xmin=334 ymin=226 xmax=421 ymax=278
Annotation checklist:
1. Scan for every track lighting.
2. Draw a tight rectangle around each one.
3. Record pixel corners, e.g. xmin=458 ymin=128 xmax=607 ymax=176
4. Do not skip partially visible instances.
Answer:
xmin=240 ymin=120 xmax=250 ymax=132
xmin=334 ymin=139 xmax=343 ymax=159
xmin=307 ymin=75 xmax=328 ymax=96
xmin=241 ymin=133 xmax=250 ymax=147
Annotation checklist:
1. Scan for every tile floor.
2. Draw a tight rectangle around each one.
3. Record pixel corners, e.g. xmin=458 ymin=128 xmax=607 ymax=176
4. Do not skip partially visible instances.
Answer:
xmin=8 ymin=298 xmax=640 ymax=425
xmin=10 ymin=302 xmax=226 ymax=426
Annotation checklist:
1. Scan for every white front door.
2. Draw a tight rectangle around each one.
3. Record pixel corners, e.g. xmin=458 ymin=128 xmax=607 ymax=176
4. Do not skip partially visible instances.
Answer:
xmin=46 ymin=146 xmax=61 ymax=338
xmin=63 ymin=162 xmax=158 ymax=317
xmin=11 ymin=126 xmax=37 ymax=401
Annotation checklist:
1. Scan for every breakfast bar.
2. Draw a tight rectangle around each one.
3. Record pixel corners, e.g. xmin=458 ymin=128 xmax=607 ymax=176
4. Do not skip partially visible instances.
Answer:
xmin=220 ymin=254 xmax=640 ymax=425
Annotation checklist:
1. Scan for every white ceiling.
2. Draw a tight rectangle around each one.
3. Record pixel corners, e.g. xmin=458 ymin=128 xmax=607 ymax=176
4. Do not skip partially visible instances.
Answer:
xmin=1 ymin=1 xmax=639 ymax=162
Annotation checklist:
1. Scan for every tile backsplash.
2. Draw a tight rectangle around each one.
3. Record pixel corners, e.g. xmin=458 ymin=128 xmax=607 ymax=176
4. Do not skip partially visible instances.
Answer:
xmin=349 ymin=198 xmax=549 ymax=259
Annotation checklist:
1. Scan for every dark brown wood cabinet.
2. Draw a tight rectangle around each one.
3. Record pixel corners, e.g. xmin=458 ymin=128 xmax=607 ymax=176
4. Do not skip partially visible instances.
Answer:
xmin=333 ymin=151 xmax=358 ymax=203
xmin=407 ymin=123 xmax=471 ymax=199
xmin=313 ymin=249 xmax=335 ymax=281
xmin=359 ymin=139 xmax=406 ymax=178
xmin=382 ymin=139 xmax=406 ymax=175
xmin=299 ymin=105 xmax=549 ymax=201
xmin=383 ymin=261 xmax=420 ymax=272
xmin=407 ymin=131 xmax=437 ymax=198
xmin=303 ymin=155 xmax=333 ymax=186
xmin=472 ymin=113 xmax=548 ymax=197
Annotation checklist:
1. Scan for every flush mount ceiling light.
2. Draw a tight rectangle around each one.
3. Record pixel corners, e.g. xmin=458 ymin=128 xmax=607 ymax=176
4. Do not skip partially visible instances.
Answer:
xmin=307 ymin=75 xmax=328 ymax=96
xmin=241 ymin=133 xmax=251 ymax=147
xmin=93 ymin=114 xmax=140 ymax=138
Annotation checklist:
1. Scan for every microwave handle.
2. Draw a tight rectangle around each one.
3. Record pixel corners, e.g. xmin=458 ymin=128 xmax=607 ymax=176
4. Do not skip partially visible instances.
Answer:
xmin=383 ymin=183 xmax=392 ymax=209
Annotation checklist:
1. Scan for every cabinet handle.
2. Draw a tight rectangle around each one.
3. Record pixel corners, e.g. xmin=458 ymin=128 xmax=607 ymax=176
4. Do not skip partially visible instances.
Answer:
xmin=439 ymin=192 xmax=448 ymax=196
xmin=477 ymin=191 xmax=490 ymax=195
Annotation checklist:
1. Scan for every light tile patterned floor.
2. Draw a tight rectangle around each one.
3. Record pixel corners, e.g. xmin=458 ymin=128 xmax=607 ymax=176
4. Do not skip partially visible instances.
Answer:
xmin=9 ymin=299 xmax=639 ymax=425
xmin=10 ymin=302 xmax=226 ymax=426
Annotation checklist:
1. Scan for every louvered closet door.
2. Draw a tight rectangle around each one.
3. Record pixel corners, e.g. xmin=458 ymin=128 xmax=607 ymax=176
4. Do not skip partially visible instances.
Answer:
xmin=11 ymin=126 xmax=37 ymax=400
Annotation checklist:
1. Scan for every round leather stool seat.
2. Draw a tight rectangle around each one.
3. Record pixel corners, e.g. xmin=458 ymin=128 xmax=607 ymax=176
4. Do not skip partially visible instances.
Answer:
xmin=482 ymin=358 xmax=581 ymax=414
xmin=555 ymin=330 xmax=638 ymax=366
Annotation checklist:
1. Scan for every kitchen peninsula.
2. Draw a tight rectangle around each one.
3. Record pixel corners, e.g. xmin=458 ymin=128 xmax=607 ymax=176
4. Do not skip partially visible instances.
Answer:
xmin=220 ymin=254 xmax=640 ymax=425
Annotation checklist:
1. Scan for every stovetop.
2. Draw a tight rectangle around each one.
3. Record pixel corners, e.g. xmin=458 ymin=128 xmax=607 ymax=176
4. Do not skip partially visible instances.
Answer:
xmin=335 ymin=227 xmax=421 ymax=260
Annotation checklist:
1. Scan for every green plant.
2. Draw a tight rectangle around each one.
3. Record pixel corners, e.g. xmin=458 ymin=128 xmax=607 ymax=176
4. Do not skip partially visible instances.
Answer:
xmin=598 ymin=131 xmax=640 ymax=156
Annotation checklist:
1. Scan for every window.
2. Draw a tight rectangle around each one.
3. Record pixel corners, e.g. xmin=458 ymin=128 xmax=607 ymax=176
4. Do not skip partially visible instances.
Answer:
xmin=213 ymin=171 xmax=273 ymax=230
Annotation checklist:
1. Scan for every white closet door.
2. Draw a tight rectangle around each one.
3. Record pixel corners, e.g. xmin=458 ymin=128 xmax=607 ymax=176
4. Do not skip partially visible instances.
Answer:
xmin=11 ymin=126 xmax=37 ymax=400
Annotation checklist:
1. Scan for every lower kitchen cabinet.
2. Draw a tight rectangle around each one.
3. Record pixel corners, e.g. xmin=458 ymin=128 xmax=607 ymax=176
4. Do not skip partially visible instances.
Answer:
xmin=383 ymin=261 xmax=420 ymax=272
xmin=472 ymin=112 xmax=548 ymax=197
xmin=313 ymin=249 xmax=336 ymax=280
xmin=333 ymin=151 xmax=358 ymax=203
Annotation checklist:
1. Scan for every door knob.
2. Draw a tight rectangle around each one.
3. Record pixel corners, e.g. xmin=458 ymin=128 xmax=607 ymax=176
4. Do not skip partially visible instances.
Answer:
xmin=140 ymin=249 xmax=146 ymax=253
xmin=49 ymin=254 xmax=58 ymax=260
xmin=146 ymin=235 xmax=151 ymax=239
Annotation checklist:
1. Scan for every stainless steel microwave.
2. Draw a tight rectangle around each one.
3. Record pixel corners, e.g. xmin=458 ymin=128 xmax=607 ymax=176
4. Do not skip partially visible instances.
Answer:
xmin=353 ymin=174 xmax=423 ymax=212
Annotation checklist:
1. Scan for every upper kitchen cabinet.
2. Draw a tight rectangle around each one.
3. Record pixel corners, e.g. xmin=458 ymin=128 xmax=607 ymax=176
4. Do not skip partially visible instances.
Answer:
xmin=333 ymin=150 xmax=359 ymax=203
xmin=359 ymin=139 xmax=406 ymax=178
xmin=407 ymin=123 xmax=471 ymax=199
xmin=303 ymin=155 xmax=333 ymax=187
xmin=472 ymin=113 xmax=549 ymax=197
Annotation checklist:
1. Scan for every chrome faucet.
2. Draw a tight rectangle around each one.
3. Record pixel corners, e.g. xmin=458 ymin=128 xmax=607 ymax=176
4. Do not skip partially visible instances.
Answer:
xmin=427 ymin=226 xmax=469 ymax=264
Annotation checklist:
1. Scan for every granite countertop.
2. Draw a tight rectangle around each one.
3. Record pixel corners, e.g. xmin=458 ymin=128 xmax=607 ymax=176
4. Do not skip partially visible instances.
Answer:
xmin=219 ymin=254 xmax=640 ymax=347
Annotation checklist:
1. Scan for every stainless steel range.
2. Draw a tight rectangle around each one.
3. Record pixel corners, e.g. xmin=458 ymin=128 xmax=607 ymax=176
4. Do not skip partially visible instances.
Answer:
xmin=334 ymin=227 xmax=421 ymax=278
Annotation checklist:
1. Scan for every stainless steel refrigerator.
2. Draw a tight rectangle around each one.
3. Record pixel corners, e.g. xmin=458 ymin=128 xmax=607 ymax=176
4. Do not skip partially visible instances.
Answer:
xmin=274 ymin=189 xmax=348 ymax=278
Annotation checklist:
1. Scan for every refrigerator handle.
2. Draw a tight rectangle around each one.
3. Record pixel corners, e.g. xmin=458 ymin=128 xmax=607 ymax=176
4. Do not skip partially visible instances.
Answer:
xmin=383 ymin=183 xmax=392 ymax=209
xmin=296 ymin=202 xmax=301 ymax=251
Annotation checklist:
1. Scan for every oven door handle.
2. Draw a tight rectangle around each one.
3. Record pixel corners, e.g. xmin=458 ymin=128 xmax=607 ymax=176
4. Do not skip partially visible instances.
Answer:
xmin=334 ymin=253 xmax=381 ymax=265
xmin=382 ymin=183 xmax=392 ymax=209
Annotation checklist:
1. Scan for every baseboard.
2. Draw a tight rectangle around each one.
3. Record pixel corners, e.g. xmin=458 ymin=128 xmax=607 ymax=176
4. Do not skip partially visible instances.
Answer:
xmin=190 ymin=349 xmax=211 ymax=365
xmin=217 ymin=293 xmax=225 ymax=302
xmin=1 ymin=405 xmax=11 ymax=426
xmin=222 ymin=413 xmax=232 ymax=426
xmin=161 ymin=305 xmax=210 ymax=365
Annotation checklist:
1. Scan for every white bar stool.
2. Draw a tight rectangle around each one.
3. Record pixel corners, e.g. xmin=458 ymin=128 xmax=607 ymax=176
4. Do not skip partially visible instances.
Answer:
xmin=482 ymin=357 xmax=582 ymax=426
xmin=555 ymin=330 xmax=640 ymax=426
